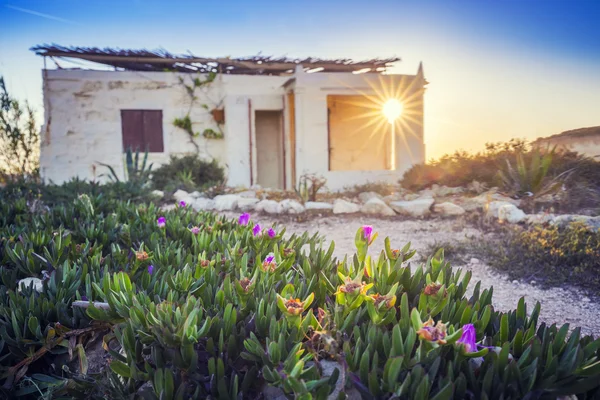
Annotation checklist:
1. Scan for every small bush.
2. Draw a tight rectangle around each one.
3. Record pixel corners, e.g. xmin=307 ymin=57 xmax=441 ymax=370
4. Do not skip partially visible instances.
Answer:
xmin=342 ymin=181 xmax=398 ymax=197
xmin=151 ymin=154 xmax=225 ymax=192
xmin=473 ymin=222 xmax=600 ymax=293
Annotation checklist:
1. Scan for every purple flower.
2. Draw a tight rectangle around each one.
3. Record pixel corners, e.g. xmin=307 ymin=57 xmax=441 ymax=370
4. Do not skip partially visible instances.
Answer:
xmin=265 ymin=254 xmax=275 ymax=264
xmin=457 ymin=324 xmax=477 ymax=353
xmin=267 ymin=228 xmax=276 ymax=238
xmin=362 ymin=225 xmax=373 ymax=242
xmin=147 ymin=265 xmax=154 ymax=275
xmin=157 ymin=216 xmax=166 ymax=228
xmin=190 ymin=226 xmax=200 ymax=235
xmin=252 ymin=223 xmax=262 ymax=237
xmin=239 ymin=213 xmax=250 ymax=226
xmin=179 ymin=200 xmax=186 ymax=207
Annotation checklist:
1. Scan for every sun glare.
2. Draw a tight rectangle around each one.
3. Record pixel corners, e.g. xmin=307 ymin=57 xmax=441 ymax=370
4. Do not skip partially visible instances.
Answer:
xmin=383 ymin=99 xmax=403 ymax=123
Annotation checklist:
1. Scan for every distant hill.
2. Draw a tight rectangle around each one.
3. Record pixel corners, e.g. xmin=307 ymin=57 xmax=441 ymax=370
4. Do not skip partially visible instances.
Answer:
xmin=533 ymin=126 xmax=600 ymax=158
xmin=534 ymin=126 xmax=600 ymax=143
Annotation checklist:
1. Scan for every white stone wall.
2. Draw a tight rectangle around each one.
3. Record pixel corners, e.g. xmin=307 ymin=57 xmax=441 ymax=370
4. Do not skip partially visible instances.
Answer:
xmin=40 ymin=70 xmax=287 ymax=185
xmin=40 ymin=68 xmax=425 ymax=190
xmin=290 ymin=70 xmax=425 ymax=190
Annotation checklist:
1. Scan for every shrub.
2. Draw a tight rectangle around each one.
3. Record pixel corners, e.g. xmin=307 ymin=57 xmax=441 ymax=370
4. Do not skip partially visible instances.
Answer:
xmin=151 ymin=154 xmax=225 ymax=193
xmin=472 ymin=222 xmax=600 ymax=293
xmin=0 ymin=194 xmax=599 ymax=399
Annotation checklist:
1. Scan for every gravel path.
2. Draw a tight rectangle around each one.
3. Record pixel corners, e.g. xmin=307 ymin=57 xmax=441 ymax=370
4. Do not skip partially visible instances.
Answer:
xmin=226 ymin=212 xmax=599 ymax=337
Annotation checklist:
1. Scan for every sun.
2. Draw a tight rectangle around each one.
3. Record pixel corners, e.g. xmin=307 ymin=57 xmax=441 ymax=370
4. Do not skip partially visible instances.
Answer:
xmin=383 ymin=98 xmax=403 ymax=123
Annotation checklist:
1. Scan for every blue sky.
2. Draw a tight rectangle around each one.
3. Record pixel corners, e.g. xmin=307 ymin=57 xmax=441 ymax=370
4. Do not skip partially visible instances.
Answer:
xmin=1 ymin=0 xmax=599 ymax=158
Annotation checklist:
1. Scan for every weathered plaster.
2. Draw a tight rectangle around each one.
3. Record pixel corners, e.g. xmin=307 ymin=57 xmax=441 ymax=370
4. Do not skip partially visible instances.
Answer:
xmin=41 ymin=67 xmax=426 ymax=190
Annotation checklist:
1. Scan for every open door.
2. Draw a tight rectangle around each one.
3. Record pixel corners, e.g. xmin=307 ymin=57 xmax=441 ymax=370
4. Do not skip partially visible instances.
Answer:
xmin=255 ymin=110 xmax=284 ymax=189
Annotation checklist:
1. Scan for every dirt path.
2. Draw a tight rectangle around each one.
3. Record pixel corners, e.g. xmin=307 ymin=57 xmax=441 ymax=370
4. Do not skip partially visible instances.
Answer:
xmin=226 ymin=212 xmax=599 ymax=337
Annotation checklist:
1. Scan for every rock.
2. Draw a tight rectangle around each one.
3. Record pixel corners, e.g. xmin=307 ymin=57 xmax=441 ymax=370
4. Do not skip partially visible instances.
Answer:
xmin=525 ymin=213 xmax=556 ymax=225
xmin=467 ymin=180 xmax=487 ymax=194
xmin=333 ymin=199 xmax=360 ymax=214
xmin=497 ymin=204 xmax=526 ymax=224
xmin=582 ymin=297 xmax=591 ymax=302
xmin=255 ymin=200 xmax=282 ymax=214
xmin=530 ymin=280 xmax=536 ymax=285
xmin=173 ymin=189 xmax=191 ymax=203
xmin=150 ymin=190 xmax=164 ymax=199
xmin=403 ymin=193 xmax=421 ymax=201
xmin=160 ymin=204 xmax=177 ymax=212
xmin=317 ymin=360 xmax=361 ymax=400
xmin=237 ymin=197 xmax=259 ymax=211
xmin=512 ymin=280 xmax=519 ymax=284
xmin=431 ymin=184 xmax=464 ymax=197
xmin=390 ymin=197 xmax=434 ymax=217
xmin=305 ymin=201 xmax=333 ymax=211
xmin=213 ymin=194 xmax=239 ymax=211
xmin=191 ymin=198 xmax=215 ymax=211
xmin=361 ymin=197 xmax=396 ymax=216
xmin=262 ymin=386 xmax=287 ymax=400
xmin=433 ymin=202 xmax=466 ymax=216
xmin=382 ymin=193 xmax=404 ymax=204
xmin=358 ymin=192 xmax=382 ymax=203
xmin=485 ymin=201 xmax=514 ymax=218
xmin=280 ymin=199 xmax=305 ymax=214
xmin=551 ymin=214 xmax=600 ymax=230
xmin=237 ymin=190 xmax=257 ymax=199
xmin=470 ymin=257 xmax=480 ymax=264
xmin=17 ymin=277 xmax=43 ymax=293
xmin=418 ymin=189 xmax=436 ymax=198
xmin=189 ymin=191 xmax=203 ymax=199
xmin=463 ymin=191 xmax=520 ymax=211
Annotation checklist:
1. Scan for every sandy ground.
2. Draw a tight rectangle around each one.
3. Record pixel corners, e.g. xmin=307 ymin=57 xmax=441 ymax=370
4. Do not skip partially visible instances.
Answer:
xmin=225 ymin=212 xmax=599 ymax=337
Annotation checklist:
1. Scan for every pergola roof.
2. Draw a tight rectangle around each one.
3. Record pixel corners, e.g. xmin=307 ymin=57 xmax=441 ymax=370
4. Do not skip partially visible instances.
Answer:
xmin=31 ymin=44 xmax=400 ymax=75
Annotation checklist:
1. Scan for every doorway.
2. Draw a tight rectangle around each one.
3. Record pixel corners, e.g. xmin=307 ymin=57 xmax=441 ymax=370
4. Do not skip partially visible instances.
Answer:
xmin=255 ymin=110 xmax=284 ymax=189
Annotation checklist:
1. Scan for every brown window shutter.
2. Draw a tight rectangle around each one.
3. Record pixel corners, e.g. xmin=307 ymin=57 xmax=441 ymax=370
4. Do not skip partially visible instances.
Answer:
xmin=121 ymin=110 xmax=144 ymax=151
xmin=142 ymin=110 xmax=164 ymax=152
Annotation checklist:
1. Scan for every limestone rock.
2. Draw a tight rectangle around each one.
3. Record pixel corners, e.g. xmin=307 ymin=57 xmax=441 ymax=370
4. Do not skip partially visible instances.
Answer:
xmin=382 ymin=193 xmax=404 ymax=204
xmin=333 ymin=199 xmax=360 ymax=214
xmin=551 ymin=214 xmax=600 ymax=230
xmin=525 ymin=213 xmax=555 ymax=225
xmin=237 ymin=190 xmax=257 ymax=199
xmin=150 ymin=190 xmax=164 ymax=199
xmin=358 ymin=191 xmax=382 ymax=203
xmin=255 ymin=200 xmax=282 ymax=214
xmin=390 ymin=197 xmax=434 ymax=217
xmin=463 ymin=191 xmax=520 ymax=211
xmin=173 ymin=189 xmax=194 ymax=205
xmin=18 ymin=277 xmax=43 ymax=293
xmin=305 ymin=201 xmax=333 ymax=211
xmin=485 ymin=201 xmax=515 ymax=218
xmin=361 ymin=197 xmax=396 ymax=216
xmin=433 ymin=202 xmax=466 ymax=216
xmin=280 ymin=199 xmax=305 ymax=214
xmin=497 ymin=204 xmax=526 ymax=224
xmin=191 ymin=198 xmax=215 ymax=211
xmin=213 ymin=194 xmax=239 ymax=211
xmin=431 ymin=184 xmax=464 ymax=197
xmin=237 ymin=197 xmax=259 ymax=211
xmin=189 ymin=191 xmax=203 ymax=198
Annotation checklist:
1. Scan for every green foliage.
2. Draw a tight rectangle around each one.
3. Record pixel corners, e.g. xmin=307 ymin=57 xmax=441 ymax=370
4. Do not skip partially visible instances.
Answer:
xmin=0 ymin=76 xmax=40 ymax=181
xmin=498 ymin=146 xmax=564 ymax=197
xmin=295 ymin=173 xmax=327 ymax=203
xmin=98 ymin=148 xmax=153 ymax=187
xmin=470 ymin=222 xmax=600 ymax=294
xmin=0 ymin=191 xmax=599 ymax=399
xmin=401 ymin=139 xmax=600 ymax=214
xmin=151 ymin=154 xmax=225 ymax=193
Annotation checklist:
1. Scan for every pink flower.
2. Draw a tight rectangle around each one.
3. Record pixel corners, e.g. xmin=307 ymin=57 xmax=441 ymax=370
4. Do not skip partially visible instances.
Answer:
xmin=239 ymin=213 xmax=250 ymax=226
xmin=362 ymin=225 xmax=373 ymax=242
xmin=157 ymin=217 xmax=166 ymax=228
xmin=252 ymin=223 xmax=261 ymax=237
xmin=179 ymin=200 xmax=187 ymax=207
xmin=457 ymin=324 xmax=477 ymax=353
xmin=147 ymin=265 xmax=154 ymax=275
xmin=190 ymin=226 xmax=200 ymax=235
xmin=267 ymin=228 xmax=276 ymax=238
